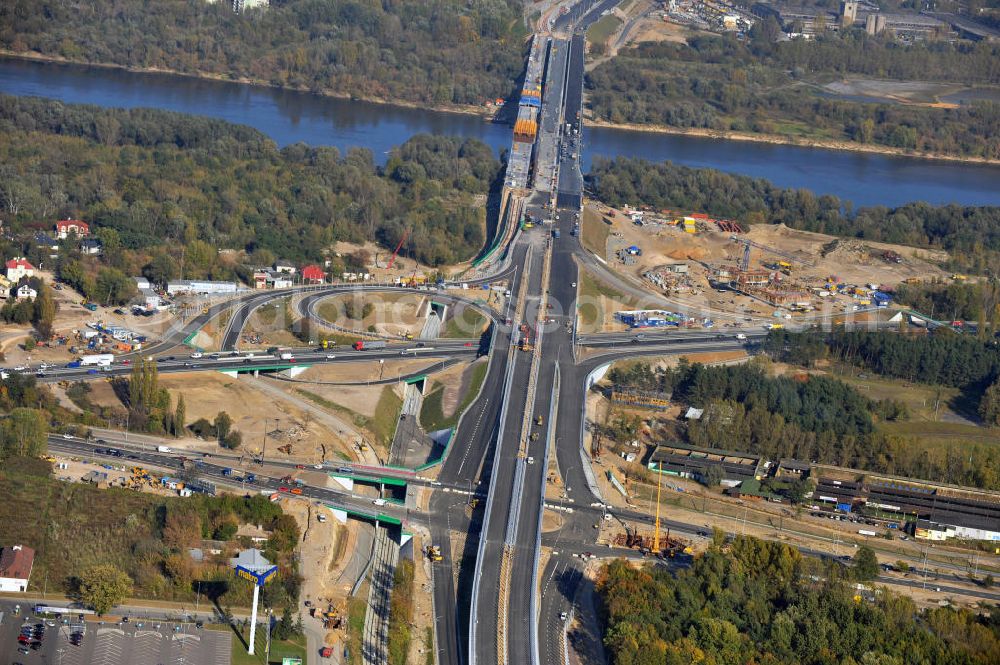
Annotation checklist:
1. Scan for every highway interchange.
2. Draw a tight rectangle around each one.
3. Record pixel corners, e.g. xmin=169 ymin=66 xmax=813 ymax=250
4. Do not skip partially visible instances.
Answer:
xmin=11 ymin=3 xmax=997 ymax=665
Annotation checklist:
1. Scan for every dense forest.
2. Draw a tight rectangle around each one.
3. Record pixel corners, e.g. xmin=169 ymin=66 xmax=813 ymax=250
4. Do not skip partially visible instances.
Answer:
xmin=894 ymin=280 xmax=1000 ymax=323
xmin=607 ymin=358 xmax=1000 ymax=490
xmin=598 ymin=537 xmax=1000 ymax=665
xmin=586 ymin=31 xmax=1000 ymax=159
xmin=586 ymin=156 xmax=1000 ymax=274
xmin=0 ymin=95 xmax=502 ymax=287
xmin=0 ymin=0 xmax=525 ymax=107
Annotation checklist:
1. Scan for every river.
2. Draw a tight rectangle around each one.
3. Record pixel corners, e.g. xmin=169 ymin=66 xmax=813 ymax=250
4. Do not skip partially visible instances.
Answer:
xmin=1 ymin=57 xmax=998 ymax=208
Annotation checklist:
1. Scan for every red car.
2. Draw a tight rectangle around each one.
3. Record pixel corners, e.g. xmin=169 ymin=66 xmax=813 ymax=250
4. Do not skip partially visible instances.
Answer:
xmin=296 ymin=464 xmax=305 ymax=469
xmin=279 ymin=486 xmax=289 ymax=492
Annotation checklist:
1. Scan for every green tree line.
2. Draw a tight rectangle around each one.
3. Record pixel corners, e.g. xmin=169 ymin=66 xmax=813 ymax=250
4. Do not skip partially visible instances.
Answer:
xmin=598 ymin=536 xmax=1000 ymax=665
xmin=0 ymin=0 xmax=525 ymax=107
xmin=586 ymin=156 xmax=1000 ymax=274
xmin=586 ymin=31 xmax=1000 ymax=159
xmin=0 ymin=95 xmax=501 ymax=276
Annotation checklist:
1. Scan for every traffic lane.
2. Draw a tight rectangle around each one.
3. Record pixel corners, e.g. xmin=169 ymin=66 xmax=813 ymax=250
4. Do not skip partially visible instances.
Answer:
xmin=46 ymin=441 xmax=411 ymax=523
xmin=29 ymin=346 xmax=479 ymax=383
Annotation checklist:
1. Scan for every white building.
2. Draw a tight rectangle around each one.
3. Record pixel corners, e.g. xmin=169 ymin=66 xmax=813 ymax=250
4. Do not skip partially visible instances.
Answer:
xmin=233 ymin=0 xmax=268 ymax=13
xmin=15 ymin=284 xmax=37 ymax=301
xmin=0 ymin=544 xmax=35 ymax=593
xmin=166 ymin=280 xmax=239 ymax=296
xmin=5 ymin=257 xmax=35 ymax=282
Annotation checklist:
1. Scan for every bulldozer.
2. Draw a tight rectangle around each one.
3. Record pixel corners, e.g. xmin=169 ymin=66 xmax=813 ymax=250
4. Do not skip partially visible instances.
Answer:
xmin=426 ymin=545 xmax=443 ymax=562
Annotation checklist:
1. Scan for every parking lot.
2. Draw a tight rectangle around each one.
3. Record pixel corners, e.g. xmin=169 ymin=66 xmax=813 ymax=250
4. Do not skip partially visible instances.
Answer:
xmin=1 ymin=607 xmax=231 ymax=665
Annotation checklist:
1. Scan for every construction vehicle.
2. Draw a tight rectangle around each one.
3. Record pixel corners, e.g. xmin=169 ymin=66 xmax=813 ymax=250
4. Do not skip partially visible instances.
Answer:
xmin=730 ymin=235 xmax=813 ymax=272
xmin=518 ymin=323 xmax=533 ymax=352
xmin=426 ymin=545 xmax=443 ymax=562
xmin=535 ymin=415 xmax=543 ymax=426
xmin=387 ymin=229 xmax=409 ymax=270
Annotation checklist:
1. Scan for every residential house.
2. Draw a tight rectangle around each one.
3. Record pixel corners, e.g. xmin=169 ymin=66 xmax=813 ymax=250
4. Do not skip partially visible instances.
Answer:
xmin=301 ymin=264 xmax=325 ymax=284
xmin=236 ymin=524 xmax=271 ymax=545
xmin=0 ymin=544 xmax=35 ymax=592
xmin=15 ymin=284 xmax=37 ymax=301
xmin=273 ymin=260 xmax=296 ymax=275
xmin=5 ymin=257 xmax=34 ymax=282
xmin=55 ymin=219 xmax=89 ymax=239
xmin=80 ymin=238 xmax=102 ymax=255
xmin=34 ymin=232 xmax=59 ymax=254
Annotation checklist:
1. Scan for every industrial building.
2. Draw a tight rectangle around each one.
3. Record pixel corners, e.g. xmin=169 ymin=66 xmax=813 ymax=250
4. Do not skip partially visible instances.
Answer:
xmin=647 ymin=444 xmax=764 ymax=487
xmin=811 ymin=470 xmax=1000 ymax=541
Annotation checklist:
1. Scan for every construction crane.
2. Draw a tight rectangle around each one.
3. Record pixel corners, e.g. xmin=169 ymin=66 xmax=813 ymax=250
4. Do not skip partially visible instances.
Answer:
xmin=730 ymin=235 xmax=814 ymax=272
xmin=387 ymin=229 xmax=410 ymax=270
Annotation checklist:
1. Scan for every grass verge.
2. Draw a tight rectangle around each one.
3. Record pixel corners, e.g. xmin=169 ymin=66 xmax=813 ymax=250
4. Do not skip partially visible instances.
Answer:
xmin=229 ymin=626 xmax=306 ymax=665
xmin=442 ymin=306 xmax=488 ymax=338
xmin=344 ymin=591 xmax=368 ymax=665
xmin=296 ymin=387 xmax=401 ymax=446
xmin=587 ymin=14 xmax=622 ymax=46
xmin=419 ymin=361 xmax=488 ymax=432
xmin=581 ymin=206 xmax=611 ymax=255
xmin=387 ymin=558 xmax=415 ymax=665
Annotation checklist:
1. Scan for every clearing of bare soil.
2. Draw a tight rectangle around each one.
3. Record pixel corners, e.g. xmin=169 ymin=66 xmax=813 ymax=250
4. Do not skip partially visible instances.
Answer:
xmin=590 ymin=202 xmax=950 ymax=322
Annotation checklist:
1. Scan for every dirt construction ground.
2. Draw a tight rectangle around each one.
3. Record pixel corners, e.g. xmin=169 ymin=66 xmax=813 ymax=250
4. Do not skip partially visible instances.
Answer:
xmin=584 ymin=201 xmax=951 ymax=323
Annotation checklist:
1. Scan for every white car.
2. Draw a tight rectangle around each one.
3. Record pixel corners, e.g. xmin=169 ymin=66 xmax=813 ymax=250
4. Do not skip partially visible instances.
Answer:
xmin=312 ymin=464 xmax=323 ymax=469
xmin=326 ymin=354 xmax=336 ymax=359
xmin=190 ymin=352 xmax=203 ymax=359
xmin=372 ymin=498 xmax=386 ymax=507
xmin=62 ymin=434 xmax=73 ymax=439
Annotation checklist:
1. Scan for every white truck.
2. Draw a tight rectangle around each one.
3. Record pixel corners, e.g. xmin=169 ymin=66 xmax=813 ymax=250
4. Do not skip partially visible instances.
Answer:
xmin=157 ymin=445 xmax=172 ymax=453
xmin=280 ymin=352 xmax=294 ymax=360
xmin=80 ymin=354 xmax=114 ymax=367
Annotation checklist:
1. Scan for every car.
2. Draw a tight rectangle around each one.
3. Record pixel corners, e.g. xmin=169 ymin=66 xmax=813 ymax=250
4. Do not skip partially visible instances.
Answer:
xmin=372 ymin=498 xmax=386 ymax=506
xmin=304 ymin=600 xmax=313 ymax=607
xmin=122 ymin=359 xmax=131 ymax=365
xmin=296 ymin=464 xmax=305 ymax=469
xmin=313 ymin=464 xmax=323 ymax=469
xmin=279 ymin=486 xmax=289 ymax=492
xmin=560 ymin=612 xmax=568 ymax=621
xmin=464 ymin=342 xmax=473 ymax=347
xmin=190 ymin=352 xmax=203 ymax=359
xmin=63 ymin=433 xmax=73 ymax=439
xmin=18 ymin=647 xmax=30 ymax=655
xmin=195 ymin=621 xmax=204 ymax=629
xmin=87 ymin=368 xmax=98 ymax=375
xmin=45 ymin=620 xmax=55 ymax=627
xmin=290 ymin=488 xmax=303 ymax=495
xmin=325 ymin=354 xmax=336 ymax=359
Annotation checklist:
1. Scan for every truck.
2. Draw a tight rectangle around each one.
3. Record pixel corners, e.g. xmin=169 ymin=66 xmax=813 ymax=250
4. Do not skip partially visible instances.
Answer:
xmin=353 ymin=340 xmax=387 ymax=351
xmin=552 ymin=229 xmax=561 ymax=239
xmin=83 ymin=303 xmax=98 ymax=311
xmin=80 ymin=354 xmax=114 ymax=367
xmin=858 ymin=529 xmax=877 ymax=537
xmin=157 ymin=445 xmax=172 ymax=453
xmin=279 ymin=352 xmax=294 ymax=360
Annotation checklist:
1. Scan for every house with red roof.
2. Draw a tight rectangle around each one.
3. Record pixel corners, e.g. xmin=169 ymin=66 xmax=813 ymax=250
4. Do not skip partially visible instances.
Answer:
xmin=5 ymin=257 xmax=35 ymax=282
xmin=55 ymin=219 xmax=89 ymax=239
xmin=301 ymin=265 xmax=326 ymax=284
xmin=0 ymin=544 xmax=34 ymax=592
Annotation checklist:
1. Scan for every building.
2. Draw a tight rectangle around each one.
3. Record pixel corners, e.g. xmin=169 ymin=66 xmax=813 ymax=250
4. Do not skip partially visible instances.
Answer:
xmin=15 ymin=284 xmax=37 ymax=301
xmin=80 ymin=238 xmax=102 ymax=255
xmin=775 ymin=458 xmax=811 ymax=480
xmin=840 ymin=0 xmax=858 ymax=26
xmin=233 ymin=0 xmax=268 ymax=13
xmin=273 ymin=261 xmax=296 ymax=275
xmin=236 ymin=524 xmax=270 ymax=545
xmin=0 ymin=544 xmax=35 ymax=592
xmin=648 ymin=444 xmax=764 ymax=487
xmin=166 ymin=280 xmax=239 ymax=296
xmin=300 ymin=265 xmax=325 ymax=284
xmin=55 ymin=219 xmax=89 ymax=239
xmin=5 ymin=257 xmax=35 ymax=282
xmin=34 ymin=232 xmax=59 ymax=253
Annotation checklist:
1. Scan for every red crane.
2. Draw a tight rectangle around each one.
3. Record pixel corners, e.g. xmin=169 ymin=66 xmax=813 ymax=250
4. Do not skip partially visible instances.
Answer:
xmin=387 ymin=229 xmax=409 ymax=269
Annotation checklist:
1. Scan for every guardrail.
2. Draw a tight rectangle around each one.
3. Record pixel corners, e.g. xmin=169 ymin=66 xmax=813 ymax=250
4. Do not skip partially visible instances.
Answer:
xmin=530 ymin=365 xmax=559 ymax=665
xmin=467 ymin=255 xmax=530 ymax=665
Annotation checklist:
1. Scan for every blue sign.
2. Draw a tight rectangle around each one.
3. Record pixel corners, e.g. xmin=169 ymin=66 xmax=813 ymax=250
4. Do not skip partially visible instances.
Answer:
xmin=236 ymin=565 xmax=278 ymax=587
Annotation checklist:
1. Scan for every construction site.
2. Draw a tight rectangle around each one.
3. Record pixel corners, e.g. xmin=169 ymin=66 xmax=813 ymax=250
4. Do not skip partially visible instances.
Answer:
xmin=582 ymin=201 xmax=952 ymax=328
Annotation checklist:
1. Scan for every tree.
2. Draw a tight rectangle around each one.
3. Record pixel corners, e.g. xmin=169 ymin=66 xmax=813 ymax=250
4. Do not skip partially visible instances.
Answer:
xmin=979 ymin=379 xmax=1000 ymax=426
xmin=221 ymin=430 xmax=242 ymax=450
xmin=853 ymin=545 xmax=880 ymax=581
xmin=174 ymin=395 xmax=186 ymax=436
xmin=701 ymin=464 xmax=724 ymax=487
xmin=32 ymin=281 xmax=56 ymax=338
xmin=78 ymin=564 xmax=133 ymax=615
xmin=95 ymin=268 xmax=136 ymax=305
xmin=273 ymin=606 xmax=295 ymax=641
xmin=214 ymin=412 xmax=232 ymax=443
xmin=0 ymin=408 xmax=49 ymax=458
xmin=984 ymin=574 xmax=994 ymax=589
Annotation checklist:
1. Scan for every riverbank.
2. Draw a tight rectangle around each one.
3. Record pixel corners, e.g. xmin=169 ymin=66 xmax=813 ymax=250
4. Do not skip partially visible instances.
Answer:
xmin=0 ymin=49 xmax=496 ymax=121
xmin=587 ymin=117 xmax=1000 ymax=167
